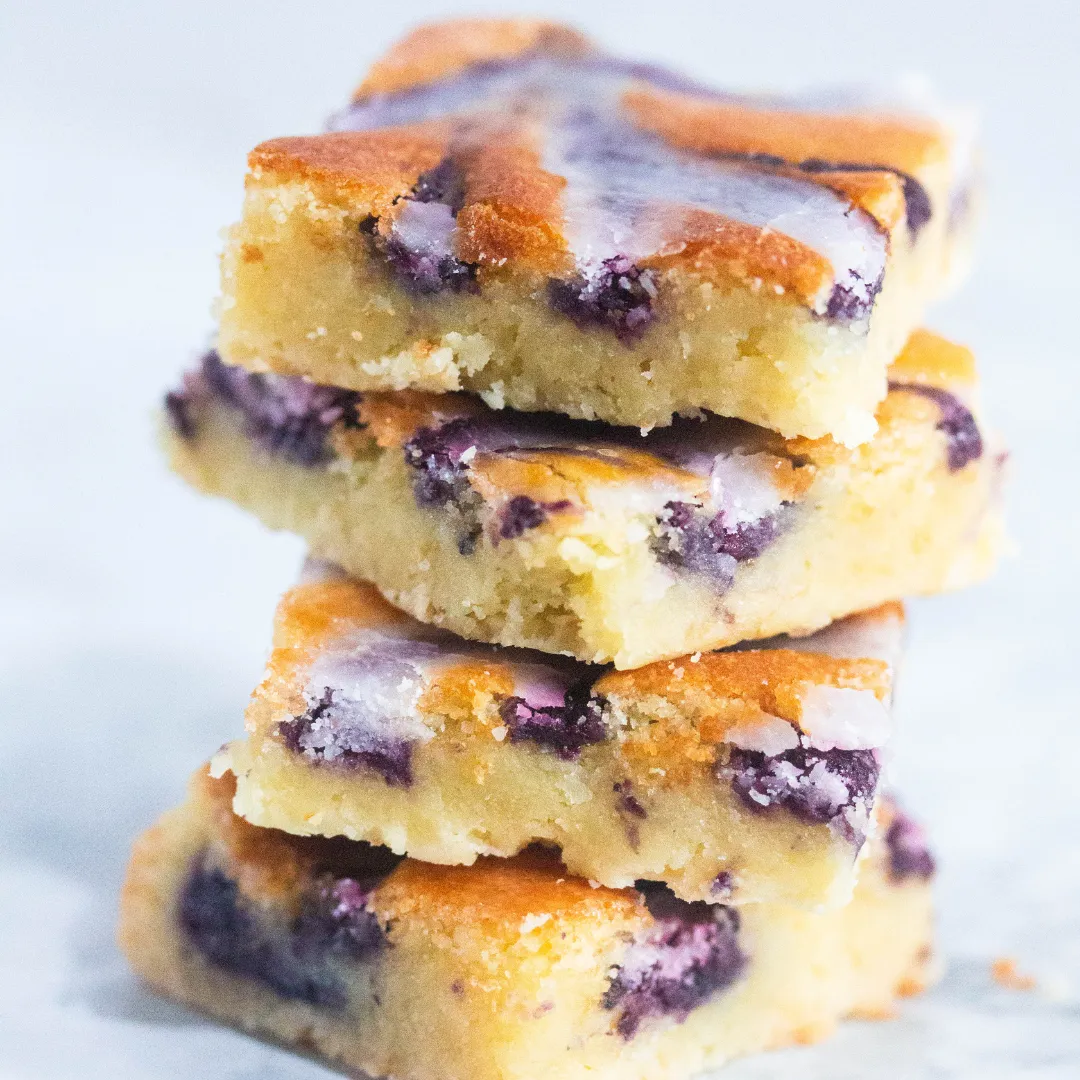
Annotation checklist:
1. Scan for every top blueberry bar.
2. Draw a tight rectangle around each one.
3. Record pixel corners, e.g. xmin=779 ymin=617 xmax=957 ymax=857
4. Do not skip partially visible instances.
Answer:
xmin=218 ymin=18 xmax=976 ymax=444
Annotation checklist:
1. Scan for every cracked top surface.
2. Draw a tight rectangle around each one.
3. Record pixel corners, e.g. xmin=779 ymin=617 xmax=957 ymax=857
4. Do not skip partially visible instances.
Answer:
xmin=246 ymin=18 xmax=970 ymax=319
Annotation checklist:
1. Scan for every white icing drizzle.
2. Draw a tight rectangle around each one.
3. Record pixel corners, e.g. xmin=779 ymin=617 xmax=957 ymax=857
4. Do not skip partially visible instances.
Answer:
xmin=782 ymin=76 xmax=977 ymax=221
xmin=439 ymin=408 xmax=794 ymax=520
xmin=302 ymin=635 xmax=441 ymax=754
xmin=295 ymin=567 xmax=897 ymax=753
xmin=390 ymin=200 xmax=458 ymax=262
xmin=724 ymin=606 xmax=901 ymax=753
xmin=724 ymin=715 xmax=801 ymax=755
xmin=331 ymin=53 xmax=892 ymax=310
xmin=301 ymin=618 xmax=591 ymax=719
xmin=541 ymin=105 xmax=884 ymax=306
xmin=796 ymin=685 xmax=893 ymax=751
xmin=708 ymin=452 xmax=788 ymax=525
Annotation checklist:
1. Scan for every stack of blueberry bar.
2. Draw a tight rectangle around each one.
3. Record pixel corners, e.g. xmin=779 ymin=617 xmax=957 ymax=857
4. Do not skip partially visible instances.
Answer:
xmin=122 ymin=18 xmax=1006 ymax=1080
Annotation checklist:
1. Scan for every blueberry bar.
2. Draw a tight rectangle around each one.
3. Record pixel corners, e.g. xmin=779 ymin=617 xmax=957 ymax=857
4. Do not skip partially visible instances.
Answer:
xmin=213 ymin=562 xmax=902 ymax=908
xmin=165 ymin=329 xmax=1004 ymax=668
xmin=120 ymin=768 xmax=935 ymax=1080
xmin=217 ymin=18 xmax=977 ymax=445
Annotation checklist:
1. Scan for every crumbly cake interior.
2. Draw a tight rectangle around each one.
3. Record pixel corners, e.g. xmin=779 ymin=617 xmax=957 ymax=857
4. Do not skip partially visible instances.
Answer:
xmin=218 ymin=18 xmax=978 ymax=442
xmin=216 ymin=570 xmax=901 ymax=907
xmin=165 ymin=330 xmax=1004 ymax=667
xmin=119 ymin=769 xmax=936 ymax=1080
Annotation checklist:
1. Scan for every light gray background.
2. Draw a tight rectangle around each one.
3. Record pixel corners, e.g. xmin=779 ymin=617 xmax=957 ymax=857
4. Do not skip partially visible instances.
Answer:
xmin=2 ymin=1 xmax=1078 ymax=1076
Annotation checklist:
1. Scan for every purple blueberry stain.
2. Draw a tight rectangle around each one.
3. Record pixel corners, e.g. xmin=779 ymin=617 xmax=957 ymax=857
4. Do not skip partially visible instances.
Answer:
xmin=402 ymin=403 xmax=799 ymax=565
xmin=180 ymin=855 xmax=386 ymax=1009
xmin=278 ymin=638 xmax=447 ymax=787
xmin=884 ymin=807 xmax=936 ymax=883
xmin=603 ymin=883 xmax=746 ymax=1038
xmin=410 ymin=157 xmax=468 ymax=212
xmin=889 ymin=382 xmax=983 ymax=471
xmin=402 ymin=413 xmax=583 ymax=547
xmin=278 ymin=687 xmax=417 ymax=788
xmin=331 ymin=51 xmax=892 ymax=322
xmin=361 ymin=158 xmax=478 ymax=295
xmin=200 ymin=352 xmax=365 ymax=466
xmin=496 ymin=495 xmax=572 ymax=542
xmin=164 ymin=372 xmax=202 ymax=439
xmin=898 ymin=174 xmax=933 ymax=236
xmin=653 ymin=502 xmax=735 ymax=587
xmin=825 ymin=267 xmax=885 ymax=322
xmin=165 ymin=352 xmax=363 ymax=467
xmin=798 ymin=158 xmax=932 ymax=239
xmin=613 ymin=781 xmax=648 ymax=850
xmin=712 ymin=513 xmax=786 ymax=562
xmin=500 ymin=683 xmax=607 ymax=759
xmin=403 ymin=417 xmax=481 ymax=512
xmin=710 ymin=871 xmax=735 ymax=899
xmin=296 ymin=875 xmax=388 ymax=963
xmin=547 ymin=255 xmax=657 ymax=344
xmin=402 ymin=416 xmax=488 ymax=550
xmin=653 ymin=500 xmax=787 ymax=586
xmin=382 ymin=209 xmax=478 ymax=295
xmin=718 ymin=745 xmax=880 ymax=843
xmin=614 ymin=782 xmax=648 ymax=821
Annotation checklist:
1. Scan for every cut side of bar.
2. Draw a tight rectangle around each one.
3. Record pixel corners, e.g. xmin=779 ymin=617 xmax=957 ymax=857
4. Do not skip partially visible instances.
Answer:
xmin=120 ymin=768 xmax=936 ymax=1080
xmin=165 ymin=329 xmax=1004 ymax=668
xmin=218 ymin=18 xmax=978 ymax=443
xmin=212 ymin=564 xmax=904 ymax=908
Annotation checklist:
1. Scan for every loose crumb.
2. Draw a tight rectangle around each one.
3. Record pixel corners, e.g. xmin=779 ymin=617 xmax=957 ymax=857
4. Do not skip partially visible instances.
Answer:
xmin=991 ymin=957 xmax=1037 ymax=991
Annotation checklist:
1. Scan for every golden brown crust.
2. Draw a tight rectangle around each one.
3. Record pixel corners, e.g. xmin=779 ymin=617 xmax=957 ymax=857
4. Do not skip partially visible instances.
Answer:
xmin=416 ymin=661 xmax=515 ymax=721
xmin=266 ymin=577 xmax=894 ymax=755
xmin=243 ymin=132 xmax=848 ymax=302
xmin=375 ymin=852 xmax=640 ymax=928
xmin=641 ymin=209 xmax=835 ymax=308
xmin=469 ymin=445 xmax=704 ymax=506
xmin=456 ymin=139 xmax=572 ymax=274
xmin=599 ymin=647 xmax=892 ymax=779
xmin=199 ymin=770 xmax=313 ymax=904
xmin=267 ymin=581 xmax=525 ymax=727
xmin=248 ymin=128 xmax=450 ymax=216
xmin=272 ymin=577 xmax=411 ymax=651
xmin=624 ymin=86 xmax=948 ymax=181
xmin=597 ymin=650 xmax=890 ymax=734
xmin=623 ymin=86 xmax=952 ymax=233
xmin=357 ymin=391 xmax=483 ymax=448
xmin=888 ymin=328 xmax=977 ymax=389
xmin=237 ymin=20 xmax=969 ymax=324
xmin=354 ymin=390 xmax=815 ymax=510
xmin=805 ymin=170 xmax=907 ymax=232
xmin=856 ymin=600 xmax=906 ymax=626
xmin=353 ymin=19 xmax=593 ymax=100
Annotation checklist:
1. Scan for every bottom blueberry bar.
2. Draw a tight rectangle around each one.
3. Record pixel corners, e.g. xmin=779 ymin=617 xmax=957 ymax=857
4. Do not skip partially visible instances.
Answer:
xmin=120 ymin=768 xmax=937 ymax=1080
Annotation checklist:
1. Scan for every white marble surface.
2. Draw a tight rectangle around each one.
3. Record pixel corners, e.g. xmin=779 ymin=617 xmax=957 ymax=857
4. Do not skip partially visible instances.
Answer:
xmin=2 ymin=1 xmax=1079 ymax=1076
